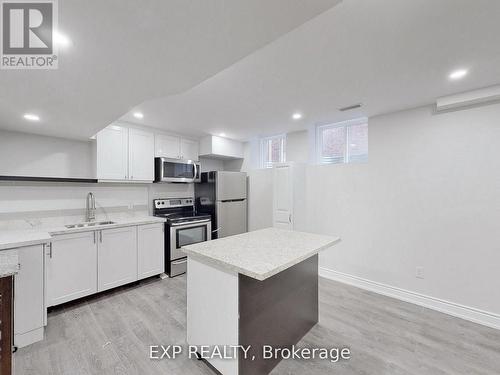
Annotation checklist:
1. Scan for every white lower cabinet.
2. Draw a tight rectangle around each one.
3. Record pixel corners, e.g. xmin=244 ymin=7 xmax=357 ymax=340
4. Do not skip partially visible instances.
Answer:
xmin=98 ymin=226 xmax=138 ymax=292
xmin=46 ymin=231 xmax=98 ymax=307
xmin=14 ymin=244 xmax=45 ymax=348
xmin=137 ymin=223 xmax=164 ymax=279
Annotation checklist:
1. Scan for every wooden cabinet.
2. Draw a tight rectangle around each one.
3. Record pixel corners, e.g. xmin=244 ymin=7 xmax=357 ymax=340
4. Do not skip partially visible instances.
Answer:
xmin=155 ymin=134 xmax=199 ymax=161
xmin=129 ymin=128 xmax=154 ymax=181
xmin=137 ymin=224 xmax=164 ymax=280
xmin=46 ymin=232 xmax=98 ymax=307
xmin=14 ymin=245 xmax=45 ymax=348
xmin=97 ymin=125 xmax=129 ymax=180
xmin=98 ymin=227 xmax=137 ymax=292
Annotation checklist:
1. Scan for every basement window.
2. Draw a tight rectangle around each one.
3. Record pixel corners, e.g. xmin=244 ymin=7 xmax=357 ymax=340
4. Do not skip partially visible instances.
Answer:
xmin=261 ymin=134 xmax=286 ymax=168
xmin=317 ymin=118 xmax=368 ymax=164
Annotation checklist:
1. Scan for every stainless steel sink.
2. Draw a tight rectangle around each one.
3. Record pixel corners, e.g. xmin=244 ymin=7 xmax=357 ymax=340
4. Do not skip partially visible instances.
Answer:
xmin=65 ymin=221 xmax=115 ymax=229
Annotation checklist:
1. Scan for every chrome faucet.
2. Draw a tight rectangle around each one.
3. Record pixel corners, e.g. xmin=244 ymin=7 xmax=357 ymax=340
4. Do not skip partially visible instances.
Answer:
xmin=86 ymin=192 xmax=96 ymax=222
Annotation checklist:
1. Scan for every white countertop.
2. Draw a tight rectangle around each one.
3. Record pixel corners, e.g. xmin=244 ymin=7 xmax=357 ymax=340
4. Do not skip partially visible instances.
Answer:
xmin=0 ymin=249 xmax=19 ymax=277
xmin=0 ymin=230 xmax=52 ymax=251
xmin=182 ymin=227 xmax=340 ymax=281
xmin=0 ymin=216 xmax=165 ymax=251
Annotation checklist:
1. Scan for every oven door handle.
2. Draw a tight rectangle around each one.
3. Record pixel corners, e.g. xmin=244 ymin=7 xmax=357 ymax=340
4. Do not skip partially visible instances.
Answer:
xmin=170 ymin=219 xmax=211 ymax=227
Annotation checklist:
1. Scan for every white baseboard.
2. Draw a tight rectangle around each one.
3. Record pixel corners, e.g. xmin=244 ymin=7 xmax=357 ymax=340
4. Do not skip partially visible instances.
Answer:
xmin=319 ymin=267 xmax=500 ymax=330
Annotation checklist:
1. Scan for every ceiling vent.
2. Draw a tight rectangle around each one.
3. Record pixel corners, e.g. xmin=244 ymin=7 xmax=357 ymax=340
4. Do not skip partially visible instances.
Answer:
xmin=339 ymin=103 xmax=362 ymax=112
xmin=436 ymin=85 xmax=500 ymax=112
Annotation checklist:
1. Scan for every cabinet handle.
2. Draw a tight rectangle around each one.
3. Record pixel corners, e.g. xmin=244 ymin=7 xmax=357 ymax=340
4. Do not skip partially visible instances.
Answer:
xmin=93 ymin=231 xmax=96 ymax=244
xmin=99 ymin=230 xmax=103 ymax=243
xmin=46 ymin=243 xmax=53 ymax=258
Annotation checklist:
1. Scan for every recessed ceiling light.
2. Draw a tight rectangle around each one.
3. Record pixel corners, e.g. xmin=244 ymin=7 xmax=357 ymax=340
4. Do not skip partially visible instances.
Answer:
xmin=219 ymin=133 xmax=226 ymax=137
xmin=54 ymin=31 xmax=71 ymax=47
xmin=133 ymin=112 xmax=144 ymax=119
xmin=292 ymin=113 xmax=303 ymax=120
xmin=449 ymin=69 xmax=468 ymax=81
xmin=23 ymin=113 xmax=40 ymax=121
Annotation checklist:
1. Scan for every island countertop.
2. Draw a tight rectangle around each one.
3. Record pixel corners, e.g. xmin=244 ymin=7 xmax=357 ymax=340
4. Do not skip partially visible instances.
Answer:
xmin=182 ymin=227 xmax=340 ymax=281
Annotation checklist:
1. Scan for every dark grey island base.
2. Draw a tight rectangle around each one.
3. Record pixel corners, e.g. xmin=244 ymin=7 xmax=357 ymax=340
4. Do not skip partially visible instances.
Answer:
xmin=239 ymin=255 xmax=318 ymax=374
xmin=184 ymin=228 xmax=340 ymax=375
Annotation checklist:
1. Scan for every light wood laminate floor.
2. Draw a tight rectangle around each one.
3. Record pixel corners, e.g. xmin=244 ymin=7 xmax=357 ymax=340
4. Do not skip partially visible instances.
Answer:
xmin=14 ymin=275 xmax=500 ymax=375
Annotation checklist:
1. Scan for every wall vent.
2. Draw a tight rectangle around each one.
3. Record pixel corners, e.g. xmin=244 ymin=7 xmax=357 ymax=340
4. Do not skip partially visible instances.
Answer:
xmin=339 ymin=103 xmax=362 ymax=111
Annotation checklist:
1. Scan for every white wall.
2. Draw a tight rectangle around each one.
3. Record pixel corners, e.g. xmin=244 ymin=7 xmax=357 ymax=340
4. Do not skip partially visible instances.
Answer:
xmin=286 ymin=130 xmax=309 ymax=163
xmin=305 ymin=104 xmax=500 ymax=316
xmin=0 ymin=130 xmax=95 ymax=178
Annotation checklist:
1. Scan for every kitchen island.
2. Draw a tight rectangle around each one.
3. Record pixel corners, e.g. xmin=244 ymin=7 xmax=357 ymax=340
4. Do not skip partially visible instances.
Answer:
xmin=182 ymin=227 xmax=340 ymax=375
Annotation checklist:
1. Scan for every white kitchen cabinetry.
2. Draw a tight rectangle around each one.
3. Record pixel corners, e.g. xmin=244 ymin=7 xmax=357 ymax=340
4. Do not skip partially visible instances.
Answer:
xmin=199 ymin=135 xmax=243 ymax=159
xmin=155 ymin=134 xmax=181 ymax=159
xmin=155 ymin=134 xmax=199 ymax=161
xmin=180 ymin=138 xmax=199 ymax=161
xmin=129 ymin=128 xmax=154 ymax=181
xmin=14 ymin=244 xmax=45 ymax=348
xmin=272 ymin=163 xmax=306 ymax=231
xmin=97 ymin=125 xmax=129 ymax=180
xmin=46 ymin=231 xmax=98 ymax=307
xmin=137 ymin=223 xmax=164 ymax=279
xmin=98 ymin=226 xmax=137 ymax=292
xmin=97 ymin=124 xmax=155 ymax=182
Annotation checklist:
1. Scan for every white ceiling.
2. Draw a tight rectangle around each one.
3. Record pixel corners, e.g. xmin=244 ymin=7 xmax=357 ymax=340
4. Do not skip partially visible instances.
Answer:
xmin=119 ymin=0 xmax=500 ymax=140
xmin=0 ymin=0 xmax=341 ymax=139
xmin=2 ymin=0 xmax=500 ymax=142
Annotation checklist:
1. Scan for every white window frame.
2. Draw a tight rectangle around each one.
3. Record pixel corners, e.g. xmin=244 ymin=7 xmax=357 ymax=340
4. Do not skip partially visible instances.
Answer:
xmin=316 ymin=117 xmax=368 ymax=164
xmin=260 ymin=134 xmax=286 ymax=168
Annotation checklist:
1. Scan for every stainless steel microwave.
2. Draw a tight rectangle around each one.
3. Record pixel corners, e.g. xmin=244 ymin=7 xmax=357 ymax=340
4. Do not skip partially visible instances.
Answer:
xmin=154 ymin=157 xmax=200 ymax=183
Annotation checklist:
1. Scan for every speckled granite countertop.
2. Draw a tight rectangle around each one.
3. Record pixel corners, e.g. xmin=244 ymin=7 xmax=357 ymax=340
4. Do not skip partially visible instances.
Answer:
xmin=182 ymin=227 xmax=340 ymax=281
xmin=0 ymin=249 xmax=19 ymax=277
xmin=0 ymin=216 xmax=165 ymax=251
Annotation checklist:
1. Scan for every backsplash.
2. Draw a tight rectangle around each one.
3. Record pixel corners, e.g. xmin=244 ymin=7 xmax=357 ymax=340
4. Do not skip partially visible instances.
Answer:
xmin=0 ymin=181 xmax=194 ymax=230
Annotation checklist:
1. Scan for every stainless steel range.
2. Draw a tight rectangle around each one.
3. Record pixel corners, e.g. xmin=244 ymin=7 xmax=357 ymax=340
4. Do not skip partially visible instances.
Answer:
xmin=153 ymin=198 xmax=211 ymax=277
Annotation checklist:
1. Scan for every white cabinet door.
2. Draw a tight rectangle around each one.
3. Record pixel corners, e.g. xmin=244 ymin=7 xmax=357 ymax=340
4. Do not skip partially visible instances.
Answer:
xmin=46 ymin=232 xmax=98 ymax=307
xmin=97 ymin=125 xmax=129 ymax=180
xmin=129 ymin=128 xmax=154 ymax=181
xmin=273 ymin=165 xmax=293 ymax=230
xmin=14 ymin=245 xmax=45 ymax=347
xmin=180 ymin=138 xmax=199 ymax=161
xmin=155 ymin=134 xmax=181 ymax=159
xmin=98 ymin=226 xmax=137 ymax=292
xmin=137 ymin=224 xmax=164 ymax=280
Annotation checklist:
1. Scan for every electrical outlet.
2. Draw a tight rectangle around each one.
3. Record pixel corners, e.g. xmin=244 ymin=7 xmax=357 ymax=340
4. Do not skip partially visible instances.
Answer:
xmin=416 ymin=266 xmax=425 ymax=279
xmin=128 ymin=203 xmax=134 ymax=210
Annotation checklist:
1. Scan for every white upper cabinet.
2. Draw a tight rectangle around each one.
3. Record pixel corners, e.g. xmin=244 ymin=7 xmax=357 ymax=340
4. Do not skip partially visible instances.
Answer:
xmin=199 ymin=135 xmax=243 ymax=159
xmin=155 ymin=134 xmax=199 ymax=161
xmin=96 ymin=124 xmax=155 ymax=182
xmin=97 ymin=125 xmax=128 ymax=180
xmin=180 ymin=138 xmax=199 ymax=161
xmin=155 ymin=134 xmax=181 ymax=159
xmin=129 ymin=128 xmax=154 ymax=181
